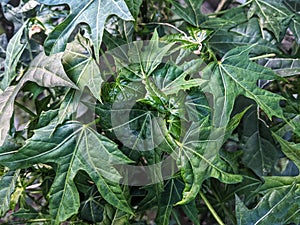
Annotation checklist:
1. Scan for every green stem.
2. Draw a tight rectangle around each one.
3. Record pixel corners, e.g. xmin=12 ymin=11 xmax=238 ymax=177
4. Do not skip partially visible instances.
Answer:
xmin=199 ymin=191 xmax=225 ymax=225
xmin=15 ymin=101 xmax=36 ymax=117
xmin=249 ymin=53 xmax=276 ymax=61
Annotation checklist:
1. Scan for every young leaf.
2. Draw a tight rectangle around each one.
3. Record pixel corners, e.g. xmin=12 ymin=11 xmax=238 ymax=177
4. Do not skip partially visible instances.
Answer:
xmin=0 ymin=170 xmax=20 ymax=217
xmin=1 ymin=121 xmax=133 ymax=224
xmin=37 ymin=0 xmax=133 ymax=59
xmin=202 ymin=46 xmax=285 ymax=127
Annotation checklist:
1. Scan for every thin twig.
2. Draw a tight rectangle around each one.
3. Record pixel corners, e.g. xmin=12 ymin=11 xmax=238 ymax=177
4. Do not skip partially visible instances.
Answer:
xmin=215 ymin=0 xmax=227 ymax=13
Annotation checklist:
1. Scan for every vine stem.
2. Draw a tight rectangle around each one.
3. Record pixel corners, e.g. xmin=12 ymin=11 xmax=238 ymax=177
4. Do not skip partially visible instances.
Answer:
xmin=199 ymin=191 xmax=225 ymax=225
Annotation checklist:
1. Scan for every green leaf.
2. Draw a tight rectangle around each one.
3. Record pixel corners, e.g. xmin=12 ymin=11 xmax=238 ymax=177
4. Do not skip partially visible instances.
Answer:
xmin=176 ymin=119 xmax=242 ymax=205
xmin=171 ymin=0 xmax=206 ymax=27
xmin=155 ymin=179 xmax=200 ymax=225
xmin=202 ymin=46 xmax=285 ymax=127
xmin=63 ymin=34 xmax=102 ymax=100
xmin=273 ymin=133 xmax=300 ymax=170
xmin=101 ymin=204 xmax=131 ymax=225
xmin=0 ymin=52 xmax=75 ymax=146
xmin=152 ymin=60 xmax=206 ymax=96
xmin=1 ymin=121 xmax=133 ymax=224
xmin=209 ymin=18 xmax=280 ymax=56
xmin=258 ymin=58 xmax=300 ymax=77
xmin=236 ymin=181 xmax=300 ymax=225
xmin=37 ymin=0 xmax=133 ymax=59
xmin=1 ymin=22 xmax=27 ymax=90
xmin=248 ymin=0 xmax=300 ymax=43
xmin=79 ymin=186 xmax=104 ymax=223
xmin=100 ymin=101 xmax=168 ymax=152
xmin=0 ymin=170 xmax=20 ymax=216
xmin=124 ymin=0 xmax=142 ymax=19
xmin=57 ymin=89 xmax=80 ymax=125
xmin=241 ymin=103 xmax=279 ymax=176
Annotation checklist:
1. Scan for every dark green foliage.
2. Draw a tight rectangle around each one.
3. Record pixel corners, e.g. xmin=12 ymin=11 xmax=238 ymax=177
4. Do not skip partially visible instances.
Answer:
xmin=0 ymin=0 xmax=300 ymax=224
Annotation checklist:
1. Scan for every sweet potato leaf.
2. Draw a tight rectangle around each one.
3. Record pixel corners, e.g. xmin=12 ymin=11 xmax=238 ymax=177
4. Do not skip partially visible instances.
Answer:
xmin=37 ymin=0 xmax=133 ymax=59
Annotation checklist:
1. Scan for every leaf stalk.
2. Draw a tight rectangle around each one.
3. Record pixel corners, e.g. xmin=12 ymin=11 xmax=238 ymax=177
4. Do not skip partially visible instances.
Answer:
xmin=199 ymin=190 xmax=225 ymax=225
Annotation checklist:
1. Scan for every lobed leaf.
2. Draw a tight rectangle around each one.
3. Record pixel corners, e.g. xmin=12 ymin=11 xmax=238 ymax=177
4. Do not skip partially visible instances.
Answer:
xmin=1 ymin=121 xmax=133 ymax=224
xmin=202 ymin=46 xmax=285 ymax=127
xmin=37 ymin=0 xmax=133 ymax=60
xmin=248 ymin=0 xmax=300 ymax=43
xmin=236 ymin=181 xmax=300 ymax=225
xmin=0 ymin=52 xmax=75 ymax=146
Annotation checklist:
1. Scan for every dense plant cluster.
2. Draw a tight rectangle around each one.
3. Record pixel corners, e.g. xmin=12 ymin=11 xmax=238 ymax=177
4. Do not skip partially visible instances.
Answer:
xmin=0 ymin=0 xmax=300 ymax=224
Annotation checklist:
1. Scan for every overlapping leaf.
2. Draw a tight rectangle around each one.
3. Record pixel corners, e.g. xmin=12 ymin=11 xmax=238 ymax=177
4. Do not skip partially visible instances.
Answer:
xmin=0 ymin=52 xmax=75 ymax=146
xmin=208 ymin=18 xmax=280 ymax=56
xmin=37 ymin=0 xmax=133 ymax=59
xmin=63 ymin=34 xmax=102 ymax=99
xmin=1 ymin=120 xmax=133 ymax=224
xmin=155 ymin=179 xmax=199 ymax=225
xmin=236 ymin=182 xmax=300 ymax=225
xmin=0 ymin=23 xmax=27 ymax=90
xmin=273 ymin=133 xmax=300 ymax=169
xmin=202 ymin=46 xmax=285 ymax=127
xmin=57 ymin=34 xmax=103 ymax=124
xmin=175 ymin=119 xmax=242 ymax=205
xmin=241 ymin=103 xmax=279 ymax=176
xmin=170 ymin=0 xmax=206 ymax=27
xmin=0 ymin=170 xmax=20 ymax=216
xmin=248 ymin=0 xmax=300 ymax=43
xmin=258 ymin=58 xmax=300 ymax=77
